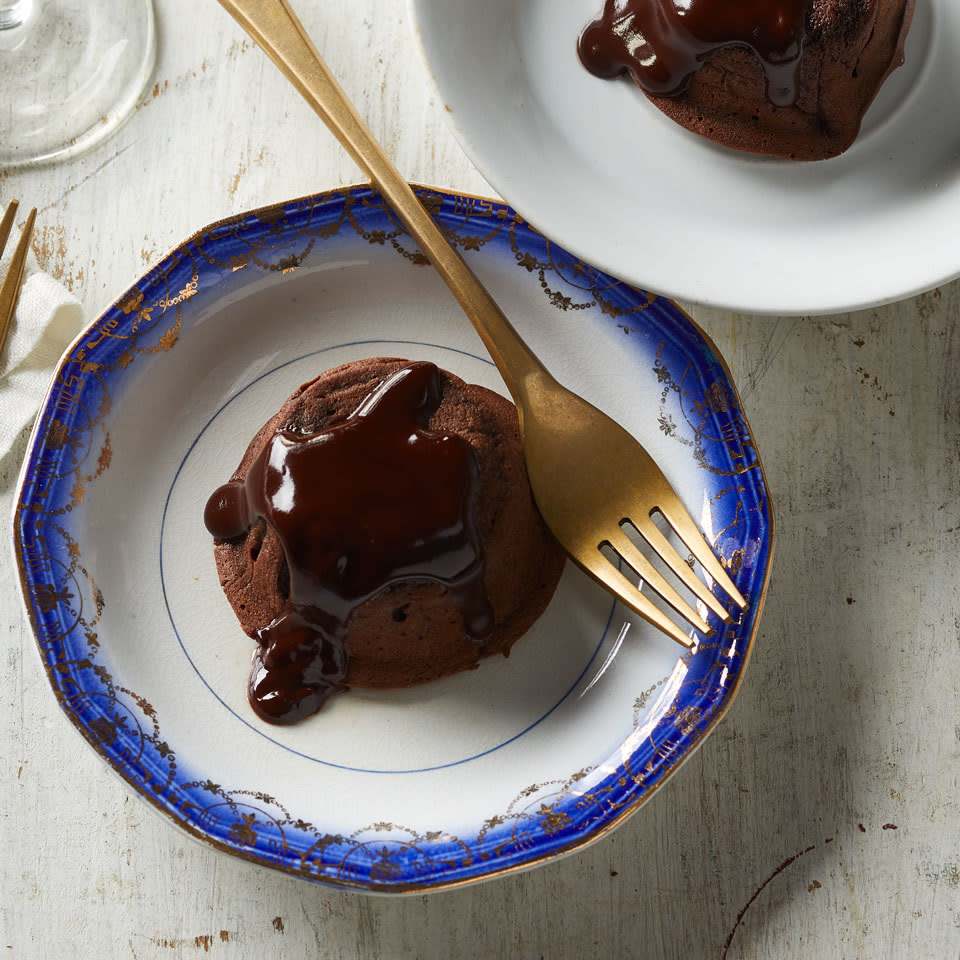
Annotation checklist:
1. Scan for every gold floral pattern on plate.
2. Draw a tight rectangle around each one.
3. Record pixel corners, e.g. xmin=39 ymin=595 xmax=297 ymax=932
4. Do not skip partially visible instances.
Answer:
xmin=13 ymin=184 xmax=772 ymax=891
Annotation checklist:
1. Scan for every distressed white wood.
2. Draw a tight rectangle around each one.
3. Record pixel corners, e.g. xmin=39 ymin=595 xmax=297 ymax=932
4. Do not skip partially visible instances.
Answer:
xmin=1 ymin=1 xmax=959 ymax=957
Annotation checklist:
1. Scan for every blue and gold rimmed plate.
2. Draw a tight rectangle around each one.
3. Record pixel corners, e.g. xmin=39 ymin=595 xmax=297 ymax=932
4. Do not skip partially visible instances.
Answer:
xmin=13 ymin=185 xmax=772 ymax=891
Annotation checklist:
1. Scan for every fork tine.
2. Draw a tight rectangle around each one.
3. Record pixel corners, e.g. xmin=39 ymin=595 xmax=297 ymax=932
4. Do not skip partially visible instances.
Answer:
xmin=0 ymin=204 xmax=36 ymax=356
xmin=0 ymin=200 xmax=18 ymax=259
xmin=631 ymin=517 xmax=732 ymax=624
xmin=605 ymin=529 xmax=711 ymax=634
xmin=579 ymin=551 xmax=698 ymax=649
xmin=656 ymin=498 xmax=748 ymax=610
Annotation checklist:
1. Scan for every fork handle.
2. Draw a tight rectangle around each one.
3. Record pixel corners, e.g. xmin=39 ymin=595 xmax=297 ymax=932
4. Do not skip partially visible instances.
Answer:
xmin=218 ymin=0 xmax=550 ymax=407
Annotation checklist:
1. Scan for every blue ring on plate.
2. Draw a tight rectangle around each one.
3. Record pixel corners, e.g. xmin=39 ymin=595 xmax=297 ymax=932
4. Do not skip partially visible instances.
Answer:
xmin=13 ymin=184 xmax=772 ymax=891
xmin=159 ymin=337 xmax=619 ymax=773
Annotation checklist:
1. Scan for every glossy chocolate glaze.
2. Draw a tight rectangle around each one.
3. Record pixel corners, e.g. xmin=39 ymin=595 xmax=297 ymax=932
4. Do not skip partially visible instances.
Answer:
xmin=578 ymin=0 xmax=811 ymax=107
xmin=204 ymin=361 xmax=493 ymax=724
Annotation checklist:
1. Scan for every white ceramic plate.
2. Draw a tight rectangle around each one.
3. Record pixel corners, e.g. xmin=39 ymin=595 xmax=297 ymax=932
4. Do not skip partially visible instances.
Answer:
xmin=410 ymin=0 xmax=949 ymax=315
xmin=13 ymin=186 xmax=772 ymax=890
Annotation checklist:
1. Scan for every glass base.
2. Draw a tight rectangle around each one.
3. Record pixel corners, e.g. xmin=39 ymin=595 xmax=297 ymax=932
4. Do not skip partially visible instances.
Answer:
xmin=0 ymin=0 xmax=156 ymax=168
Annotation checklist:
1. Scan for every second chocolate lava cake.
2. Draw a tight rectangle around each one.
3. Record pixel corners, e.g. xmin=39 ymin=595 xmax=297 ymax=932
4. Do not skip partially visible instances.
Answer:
xmin=578 ymin=0 xmax=916 ymax=160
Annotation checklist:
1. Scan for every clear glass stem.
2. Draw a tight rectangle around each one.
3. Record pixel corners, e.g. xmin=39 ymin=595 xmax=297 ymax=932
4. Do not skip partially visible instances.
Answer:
xmin=0 ymin=0 xmax=156 ymax=169
xmin=0 ymin=0 xmax=33 ymax=30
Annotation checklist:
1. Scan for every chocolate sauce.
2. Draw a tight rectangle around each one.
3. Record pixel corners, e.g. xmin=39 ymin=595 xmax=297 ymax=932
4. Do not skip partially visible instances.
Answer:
xmin=578 ymin=0 xmax=811 ymax=107
xmin=204 ymin=362 xmax=493 ymax=725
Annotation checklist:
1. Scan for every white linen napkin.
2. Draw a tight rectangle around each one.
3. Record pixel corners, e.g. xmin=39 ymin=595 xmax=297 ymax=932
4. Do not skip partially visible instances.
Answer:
xmin=0 ymin=250 xmax=84 ymax=464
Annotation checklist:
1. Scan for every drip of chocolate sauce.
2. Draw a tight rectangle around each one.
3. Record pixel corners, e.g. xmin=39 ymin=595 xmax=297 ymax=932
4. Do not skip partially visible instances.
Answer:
xmin=204 ymin=362 xmax=493 ymax=725
xmin=578 ymin=0 xmax=811 ymax=107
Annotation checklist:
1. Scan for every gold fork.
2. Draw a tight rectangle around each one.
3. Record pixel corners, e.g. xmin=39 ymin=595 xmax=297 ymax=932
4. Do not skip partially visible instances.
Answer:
xmin=0 ymin=200 xmax=37 ymax=358
xmin=217 ymin=0 xmax=748 ymax=647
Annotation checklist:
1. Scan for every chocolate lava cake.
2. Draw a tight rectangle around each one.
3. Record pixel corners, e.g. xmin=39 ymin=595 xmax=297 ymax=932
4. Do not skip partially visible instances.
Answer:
xmin=204 ymin=358 xmax=565 ymax=724
xmin=578 ymin=0 xmax=916 ymax=160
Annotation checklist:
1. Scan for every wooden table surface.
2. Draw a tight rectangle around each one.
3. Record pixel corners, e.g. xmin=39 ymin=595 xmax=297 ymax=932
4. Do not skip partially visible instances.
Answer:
xmin=2 ymin=2 xmax=958 ymax=957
